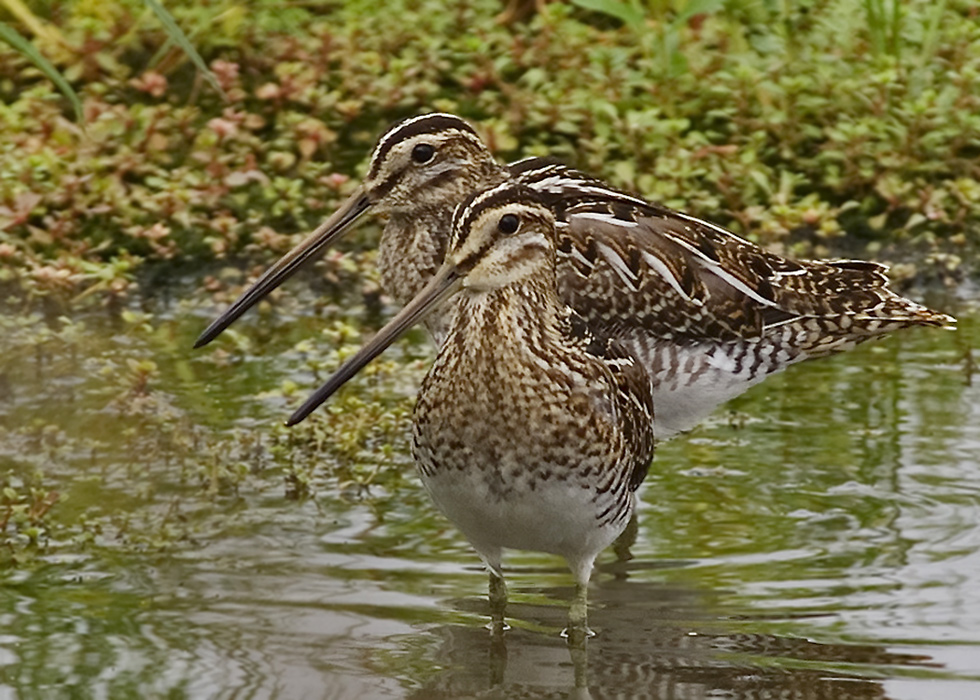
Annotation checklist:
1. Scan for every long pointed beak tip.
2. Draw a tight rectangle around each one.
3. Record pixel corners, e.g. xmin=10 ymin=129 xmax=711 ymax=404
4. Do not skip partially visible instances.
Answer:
xmin=281 ymin=264 xmax=461 ymax=429
xmin=193 ymin=322 xmax=223 ymax=348
xmin=192 ymin=187 xmax=374 ymax=353
xmin=284 ymin=411 xmax=305 ymax=427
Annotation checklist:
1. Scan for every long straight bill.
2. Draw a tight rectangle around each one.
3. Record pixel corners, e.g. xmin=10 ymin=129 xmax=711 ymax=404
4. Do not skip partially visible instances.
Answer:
xmin=194 ymin=186 xmax=373 ymax=348
xmin=286 ymin=265 xmax=462 ymax=426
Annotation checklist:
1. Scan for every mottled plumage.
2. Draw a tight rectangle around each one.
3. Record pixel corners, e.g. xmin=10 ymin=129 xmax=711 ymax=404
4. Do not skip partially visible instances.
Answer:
xmin=195 ymin=113 xmax=955 ymax=437
xmin=282 ymin=183 xmax=656 ymax=638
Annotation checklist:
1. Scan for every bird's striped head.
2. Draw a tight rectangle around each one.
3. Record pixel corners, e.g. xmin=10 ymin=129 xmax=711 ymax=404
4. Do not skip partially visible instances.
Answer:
xmin=283 ymin=182 xmax=561 ymax=426
xmin=447 ymin=182 xmax=557 ymax=292
xmin=192 ymin=113 xmax=503 ymax=348
xmin=363 ymin=113 xmax=502 ymax=213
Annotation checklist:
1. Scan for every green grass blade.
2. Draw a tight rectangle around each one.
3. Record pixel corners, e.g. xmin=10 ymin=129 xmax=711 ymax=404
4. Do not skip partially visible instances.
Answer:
xmin=0 ymin=21 xmax=83 ymax=123
xmin=919 ymin=0 xmax=947 ymax=65
xmin=142 ymin=0 xmax=226 ymax=99
xmin=0 ymin=0 xmax=64 ymax=45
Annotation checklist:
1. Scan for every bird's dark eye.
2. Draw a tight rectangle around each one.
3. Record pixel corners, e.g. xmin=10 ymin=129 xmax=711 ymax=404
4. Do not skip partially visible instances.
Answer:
xmin=498 ymin=214 xmax=520 ymax=234
xmin=411 ymin=143 xmax=435 ymax=163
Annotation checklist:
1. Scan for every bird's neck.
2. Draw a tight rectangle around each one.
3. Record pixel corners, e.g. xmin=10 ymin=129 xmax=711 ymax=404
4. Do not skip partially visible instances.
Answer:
xmin=377 ymin=164 xmax=511 ymax=305
xmin=377 ymin=211 xmax=453 ymax=307
xmin=446 ymin=275 xmax=568 ymax=358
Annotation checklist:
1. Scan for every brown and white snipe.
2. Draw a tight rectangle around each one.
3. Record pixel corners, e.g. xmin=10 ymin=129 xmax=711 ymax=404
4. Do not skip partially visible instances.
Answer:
xmin=196 ymin=113 xmax=955 ymax=439
xmin=284 ymin=182 xmax=656 ymax=641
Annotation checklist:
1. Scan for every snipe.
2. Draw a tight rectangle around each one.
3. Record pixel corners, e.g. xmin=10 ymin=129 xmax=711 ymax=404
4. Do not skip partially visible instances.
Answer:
xmin=285 ymin=182 xmax=656 ymax=640
xmin=195 ymin=113 xmax=955 ymax=437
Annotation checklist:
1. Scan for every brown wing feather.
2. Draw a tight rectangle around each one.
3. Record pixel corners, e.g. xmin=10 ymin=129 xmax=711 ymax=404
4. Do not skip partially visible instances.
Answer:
xmin=555 ymin=201 xmax=954 ymax=347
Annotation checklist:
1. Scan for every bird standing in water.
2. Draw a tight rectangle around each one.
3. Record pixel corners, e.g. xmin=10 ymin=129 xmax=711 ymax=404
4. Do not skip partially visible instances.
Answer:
xmin=285 ymin=182 xmax=656 ymax=640
xmin=195 ymin=113 xmax=955 ymax=439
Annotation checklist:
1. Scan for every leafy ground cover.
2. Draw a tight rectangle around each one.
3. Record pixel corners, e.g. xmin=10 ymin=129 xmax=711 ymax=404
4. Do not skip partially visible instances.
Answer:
xmin=1 ymin=0 xmax=978 ymax=310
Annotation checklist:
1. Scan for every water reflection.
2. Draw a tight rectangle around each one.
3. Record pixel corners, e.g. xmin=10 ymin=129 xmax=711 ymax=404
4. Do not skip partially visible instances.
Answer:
xmin=396 ymin=575 xmax=936 ymax=699
xmin=5 ymin=556 xmax=944 ymax=699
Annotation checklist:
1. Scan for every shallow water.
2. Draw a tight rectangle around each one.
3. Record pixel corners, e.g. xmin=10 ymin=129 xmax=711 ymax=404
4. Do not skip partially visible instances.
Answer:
xmin=0 ymin=280 xmax=977 ymax=699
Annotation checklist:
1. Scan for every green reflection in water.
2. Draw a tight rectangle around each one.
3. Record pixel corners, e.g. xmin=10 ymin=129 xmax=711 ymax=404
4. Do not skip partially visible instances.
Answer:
xmin=0 ymin=290 xmax=977 ymax=698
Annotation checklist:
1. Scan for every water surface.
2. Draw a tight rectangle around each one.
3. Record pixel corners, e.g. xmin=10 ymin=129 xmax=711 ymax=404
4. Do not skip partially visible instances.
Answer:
xmin=0 ymin=279 xmax=977 ymax=699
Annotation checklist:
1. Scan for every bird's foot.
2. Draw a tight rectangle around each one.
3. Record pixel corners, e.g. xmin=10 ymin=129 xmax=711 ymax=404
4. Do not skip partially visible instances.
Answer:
xmin=485 ymin=619 xmax=511 ymax=635
xmin=561 ymin=624 xmax=595 ymax=644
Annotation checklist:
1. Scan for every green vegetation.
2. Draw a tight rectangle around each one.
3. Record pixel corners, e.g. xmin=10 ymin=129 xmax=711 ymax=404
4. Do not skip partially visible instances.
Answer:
xmin=1 ymin=0 xmax=977 ymax=310
xmin=1 ymin=0 xmax=976 ymax=565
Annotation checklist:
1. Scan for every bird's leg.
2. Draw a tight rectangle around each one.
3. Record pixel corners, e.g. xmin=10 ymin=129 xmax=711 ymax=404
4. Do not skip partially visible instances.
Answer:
xmin=563 ymin=581 xmax=594 ymax=646
xmin=488 ymin=570 xmax=509 ymax=635
xmin=612 ymin=510 xmax=638 ymax=569
xmin=565 ymin=578 xmax=592 ymax=690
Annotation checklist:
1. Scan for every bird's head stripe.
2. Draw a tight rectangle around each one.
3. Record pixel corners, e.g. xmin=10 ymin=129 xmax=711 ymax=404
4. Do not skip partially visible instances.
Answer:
xmin=368 ymin=113 xmax=478 ymax=179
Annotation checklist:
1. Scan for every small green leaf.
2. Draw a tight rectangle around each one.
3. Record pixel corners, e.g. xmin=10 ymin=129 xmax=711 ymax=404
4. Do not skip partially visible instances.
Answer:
xmin=569 ymin=0 xmax=646 ymax=28
xmin=677 ymin=0 xmax=725 ymax=24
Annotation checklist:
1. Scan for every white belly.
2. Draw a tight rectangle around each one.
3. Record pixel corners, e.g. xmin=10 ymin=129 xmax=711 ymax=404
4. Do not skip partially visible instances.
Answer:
xmin=420 ymin=466 xmax=632 ymax=577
